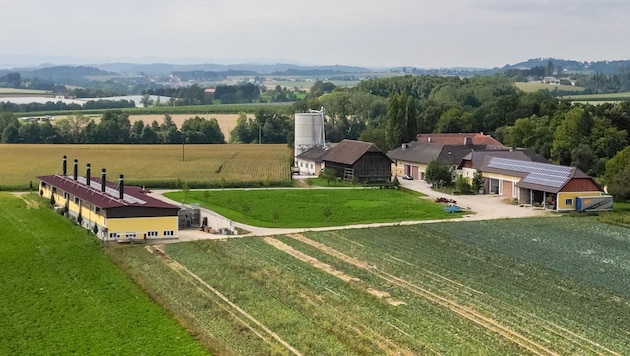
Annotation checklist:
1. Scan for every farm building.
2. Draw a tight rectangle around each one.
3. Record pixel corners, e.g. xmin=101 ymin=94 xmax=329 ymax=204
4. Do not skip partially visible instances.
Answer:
xmin=295 ymin=146 xmax=327 ymax=176
xmin=38 ymin=157 xmax=180 ymax=241
xmin=457 ymin=149 xmax=549 ymax=182
xmin=322 ymin=140 xmax=392 ymax=183
xmin=388 ymin=133 xmax=507 ymax=180
xmin=472 ymin=157 xmax=605 ymax=211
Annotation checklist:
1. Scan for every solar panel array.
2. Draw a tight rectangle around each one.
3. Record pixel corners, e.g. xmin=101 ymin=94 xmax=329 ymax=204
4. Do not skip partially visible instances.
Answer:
xmin=487 ymin=157 xmax=574 ymax=188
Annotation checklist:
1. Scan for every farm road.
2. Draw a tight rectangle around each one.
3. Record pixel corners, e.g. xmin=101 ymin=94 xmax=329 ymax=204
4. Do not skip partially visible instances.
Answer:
xmin=149 ymin=182 xmax=550 ymax=243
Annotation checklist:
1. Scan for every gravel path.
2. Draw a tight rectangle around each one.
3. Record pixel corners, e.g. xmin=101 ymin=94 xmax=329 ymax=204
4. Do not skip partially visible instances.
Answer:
xmin=149 ymin=182 xmax=551 ymax=243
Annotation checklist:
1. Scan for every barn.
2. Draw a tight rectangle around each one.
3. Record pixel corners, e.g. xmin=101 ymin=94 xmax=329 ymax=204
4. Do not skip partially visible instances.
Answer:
xmin=38 ymin=157 xmax=180 ymax=241
xmin=322 ymin=140 xmax=392 ymax=183
xmin=477 ymin=157 xmax=604 ymax=211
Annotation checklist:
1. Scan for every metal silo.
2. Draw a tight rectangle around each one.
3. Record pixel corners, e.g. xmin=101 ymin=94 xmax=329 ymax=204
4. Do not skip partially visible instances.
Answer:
xmin=294 ymin=107 xmax=326 ymax=157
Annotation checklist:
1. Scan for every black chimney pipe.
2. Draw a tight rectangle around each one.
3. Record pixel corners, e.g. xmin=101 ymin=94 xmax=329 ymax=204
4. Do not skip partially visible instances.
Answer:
xmin=62 ymin=155 xmax=67 ymax=176
xmin=73 ymin=159 xmax=78 ymax=180
xmin=101 ymin=169 xmax=106 ymax=193
xmin=86 ymin=163 xmax=91 ymax=187
xmin=119 ymin=174 xmax=124 ymax=200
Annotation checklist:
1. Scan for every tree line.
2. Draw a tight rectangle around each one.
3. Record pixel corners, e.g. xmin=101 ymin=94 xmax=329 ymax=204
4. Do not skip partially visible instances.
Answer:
xmin=0 ymin=111 xmax=224 ymax=144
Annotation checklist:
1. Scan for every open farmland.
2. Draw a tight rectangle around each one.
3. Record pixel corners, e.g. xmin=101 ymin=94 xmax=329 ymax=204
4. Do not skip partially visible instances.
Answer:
xmin=515 ymin=81 xmax=586 ymax=93
xmin=0 ymin=144 xmax=292 ymax=190
xmin=108 ymin=217 xmax=630 ymax=355
xmin=165 ymin=188 xmax=459 ymax=228
xmin=0 ymin=193 xmax=208 ymax=355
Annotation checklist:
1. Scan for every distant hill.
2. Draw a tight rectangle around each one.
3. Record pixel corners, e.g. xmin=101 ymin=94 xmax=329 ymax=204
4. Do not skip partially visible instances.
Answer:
xmin=501 ymin=58 xmax=630 ymax=74
xmin=94 ymin=62 xmax=373 ymax=76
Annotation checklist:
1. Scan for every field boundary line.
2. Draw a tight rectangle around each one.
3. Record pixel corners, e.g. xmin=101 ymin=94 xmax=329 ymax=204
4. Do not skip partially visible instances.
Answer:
xmin=286 ymin=233 xmax=559 ymax=356
xmin=146 ymin=245 xmax=303 ymax=356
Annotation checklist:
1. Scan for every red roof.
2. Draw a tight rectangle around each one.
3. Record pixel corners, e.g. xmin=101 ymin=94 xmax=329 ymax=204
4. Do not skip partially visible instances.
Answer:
xmin=416 ymin=133 xmax=505 ymax=147
xmin=38 ymin=175 xmax=179 ymax=210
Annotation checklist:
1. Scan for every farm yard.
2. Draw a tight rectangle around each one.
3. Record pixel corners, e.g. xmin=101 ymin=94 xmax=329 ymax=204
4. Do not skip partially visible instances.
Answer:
xmin=165 ymin=188 xmax=460 ymax=228
xmin=106 ymin=216 xmax=630 ymax=355
xmin=0 ymin=144 xmax=293 ymax=190
xmin=0 ymin=193 xmax=208 ymax=355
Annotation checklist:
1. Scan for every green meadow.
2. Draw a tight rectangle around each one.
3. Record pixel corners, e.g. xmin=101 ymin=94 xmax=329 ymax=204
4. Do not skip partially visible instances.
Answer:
xmin=0 ymin=193 xmax=208 ymax=355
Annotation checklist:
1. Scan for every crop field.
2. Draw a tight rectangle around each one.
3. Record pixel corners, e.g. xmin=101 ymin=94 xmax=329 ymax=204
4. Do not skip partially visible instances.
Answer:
xmin=0 ymin=144 xmax=293 ymax=190
xmin=0 ymin=193 xmax=208 ymax=355
xmin=108 ymin=217 xmax=630 ymax=355
xmin=0 ymin=88 xmax=51 ymax=95
xmin=560 ymin=91 xmax=630 ymax=103
xmin=166 ymin=188 xmax=459 ymax=228
xmin=515 ymin=82 xmax=586 ymax=93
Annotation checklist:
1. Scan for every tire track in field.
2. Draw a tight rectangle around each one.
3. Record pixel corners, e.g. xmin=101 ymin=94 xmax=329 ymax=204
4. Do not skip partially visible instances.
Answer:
xmin=263 ymin=237 xmax=415 ymax=356
xmin=146 ymin=245 xmax=302 ymax=356
xmin=286 ymin=233 xmax=559 ymax=356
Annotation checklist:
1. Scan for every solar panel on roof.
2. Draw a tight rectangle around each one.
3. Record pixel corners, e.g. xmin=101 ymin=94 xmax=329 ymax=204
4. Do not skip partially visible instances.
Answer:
xmin=487 ymin=157 xmax=574 ymax=188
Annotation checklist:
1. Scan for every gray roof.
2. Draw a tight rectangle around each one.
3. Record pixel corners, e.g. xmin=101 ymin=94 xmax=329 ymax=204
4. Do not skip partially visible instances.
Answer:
xmin=323 ymin=139 xmax=388 ymax=165
xmin=481 ymin=157 xmax=593 ymax=193
xmin=295 ymin=146 xmax=328 ymax=162
xmin=387 ymin=141 xmax=495 ymax=166
xmin=458 ymin=149 xmax=548 ymax=169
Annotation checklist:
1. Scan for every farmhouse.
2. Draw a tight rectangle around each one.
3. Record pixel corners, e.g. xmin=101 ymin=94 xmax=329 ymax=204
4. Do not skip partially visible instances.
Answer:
xmin=472 ymin=157 xmax=604 ymax=211
xmin=38 ymin=157 xmax=180 ymax=241
xmin=457 ymin=149 xmax=549 ymax=182
xmin=388 ymin=133 xmax=507 ymax=180
xmin=295 ymin=146 xmax=327 ymax=176
xmin=322 ymin=139 xmax=392 ymax=183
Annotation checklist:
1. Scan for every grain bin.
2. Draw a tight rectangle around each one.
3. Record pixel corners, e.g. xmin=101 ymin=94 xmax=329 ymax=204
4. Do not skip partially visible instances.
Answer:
xmin=294 ymin=108 xmax=326 ymax=157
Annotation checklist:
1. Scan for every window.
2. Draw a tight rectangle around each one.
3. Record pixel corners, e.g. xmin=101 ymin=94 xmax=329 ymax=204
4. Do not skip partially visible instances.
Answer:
xmin=64 ymin=192 xmax=69 ymax=200
xmin=125 ymin=232 xmax=137 ymax=239
xmin=94 ymin=207 xmax=101 ymax=214
xmin=565 ymin=198 xmax=573 ymax=206
xmin=164 ymin=230 xmax=174 ymax=237
xmin=74 ymin=197 xmax=80 ymax=205
xmin=300 ymin=162 xmax=303 ymax=167
xmin=109 ymin=232 xmax=119 ymax=239
xmin=310 ymin=164 xmax=313 ymax=169
xmin=147 ymin=231 xmax=158 ymax=237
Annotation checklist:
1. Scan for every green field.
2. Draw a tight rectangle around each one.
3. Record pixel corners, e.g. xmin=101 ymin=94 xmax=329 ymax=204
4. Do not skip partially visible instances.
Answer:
xmin=165 ymin=188 xmax=459 ymax=227
xmin=560 ymin=91 xmax=630 ymax=102
xmin=108 ymin=217 xmax=630 ymax=355
xmin=0 ymin=193 xmax=208 ymax=355
xmin=515 ymin=82 xmax=586 ymax=93
xmin=0 ymin=88 xmax=52 ymax=95
xmin=0 ymin=144 xmax=293 ymax=190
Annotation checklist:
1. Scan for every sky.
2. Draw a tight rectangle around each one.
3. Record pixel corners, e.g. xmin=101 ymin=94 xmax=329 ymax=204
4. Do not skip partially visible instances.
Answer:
xmin=1 ymin=0 xmax=630 ymax=69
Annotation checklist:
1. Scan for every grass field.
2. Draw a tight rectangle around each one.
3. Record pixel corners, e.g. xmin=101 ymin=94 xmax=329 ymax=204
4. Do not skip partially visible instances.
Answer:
xmin=0 ymin=144 xmax=293 ymax=190
xmin=165 ymin=188 xmax=460 ymax=228
xmin=560 ymin=91 xmax=630 ymax=102
xmin=107 ymin=216 xmax=630 ymax=355
xmin=0 ymin=193 xmax=208 ymax=355
xmin=515 ymin=82 xmax=586 ymax=93
xmin=0 ymin=88 xmax=52 ymax=95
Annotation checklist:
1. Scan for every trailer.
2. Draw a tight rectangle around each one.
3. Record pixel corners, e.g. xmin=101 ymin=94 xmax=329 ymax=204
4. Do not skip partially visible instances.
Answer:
xmin=575 ymin=195 xmax=613 ymax=212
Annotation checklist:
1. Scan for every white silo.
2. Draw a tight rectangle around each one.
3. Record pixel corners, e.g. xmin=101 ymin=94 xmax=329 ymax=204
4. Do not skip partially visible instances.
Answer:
xmin=294 ymin=108 xmax=326 ymax=157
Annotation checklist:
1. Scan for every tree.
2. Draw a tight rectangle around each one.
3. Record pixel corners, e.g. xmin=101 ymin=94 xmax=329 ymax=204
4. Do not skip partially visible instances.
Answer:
xmin=140 ymin=94 xmax=154 ymax=107
xmin=425 ymin=160 xmax=452 ymax=187
xmin=319 ymin=167 xmax=337 ymax=185
xmin=385 ymin=93 xmax=406 ymax=150
xmin=604 ymin=146 xmax=630 ymax=201
xmin=435 ymin=107 xmax=474 ymax=133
